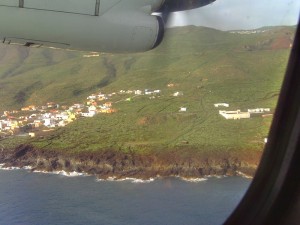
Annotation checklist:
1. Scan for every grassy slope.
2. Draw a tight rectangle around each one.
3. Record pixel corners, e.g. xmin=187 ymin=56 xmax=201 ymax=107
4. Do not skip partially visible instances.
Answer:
xmin=0 ymin=26 xmax=294 ymax=155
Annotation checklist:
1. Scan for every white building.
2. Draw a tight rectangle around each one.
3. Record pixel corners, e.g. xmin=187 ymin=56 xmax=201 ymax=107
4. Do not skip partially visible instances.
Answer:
xmin=173 ymin=91 xmax=183 ymax=97
xmin=44 ymin=119 xmax=56 ymax=127
xmin=88 ymin=105 xmax=97 ymax=112
xmin=135 ymin=90 xmax=142 ymax=95
xmin=179 ymin=107 xmax=187 ymax=112
xmin=219 ymin=110 xmax=250 ymax=120
xmin=248 ymin=108 xmax=271 ymax=113
xmin=145 ymin=89 xmax=154 ymax=95
xmin=214 ymin=103 xmax=229 ymax=108
xmin=87 ymin=95 xmax=97 ymax=100
xmin=56 ymin=113 xmax=69 ymax=120
xmin=81 ymin=112 xmax=96 ymax=117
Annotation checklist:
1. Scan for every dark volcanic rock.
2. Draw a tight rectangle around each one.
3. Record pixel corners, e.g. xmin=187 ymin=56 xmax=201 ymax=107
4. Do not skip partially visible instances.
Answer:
xmin=0 ymin=145 xmax=261 ymax=179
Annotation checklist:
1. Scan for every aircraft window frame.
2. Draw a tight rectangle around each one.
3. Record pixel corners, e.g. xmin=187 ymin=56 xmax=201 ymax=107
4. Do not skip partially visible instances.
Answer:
xmin=224 ymin=17 xmax=300 ymax=225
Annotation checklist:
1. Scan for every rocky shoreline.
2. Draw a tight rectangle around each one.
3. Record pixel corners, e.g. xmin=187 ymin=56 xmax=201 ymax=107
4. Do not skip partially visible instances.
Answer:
xmin=0 ymin=144 xmax=261 ymax=180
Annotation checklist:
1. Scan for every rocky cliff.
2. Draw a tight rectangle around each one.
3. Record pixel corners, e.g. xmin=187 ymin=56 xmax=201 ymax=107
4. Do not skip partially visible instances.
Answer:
xmin=0 ymin=145 xmax=261 ymax=179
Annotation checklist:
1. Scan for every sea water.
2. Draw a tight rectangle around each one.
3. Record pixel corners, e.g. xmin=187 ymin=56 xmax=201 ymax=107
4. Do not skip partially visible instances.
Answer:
xmin=0 ymin=169 xmax=250 ymax=225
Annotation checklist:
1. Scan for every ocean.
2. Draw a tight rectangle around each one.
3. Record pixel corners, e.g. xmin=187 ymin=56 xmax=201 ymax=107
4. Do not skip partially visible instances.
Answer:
xmin=0 ymin=168 xmax=250 ymax=225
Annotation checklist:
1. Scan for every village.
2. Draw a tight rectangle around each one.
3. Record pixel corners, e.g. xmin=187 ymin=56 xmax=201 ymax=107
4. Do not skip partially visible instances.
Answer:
xmin=0 ymin=87 xmax=169 ymax=138
xmin=0 ymin=83 xmax=273 ymax=139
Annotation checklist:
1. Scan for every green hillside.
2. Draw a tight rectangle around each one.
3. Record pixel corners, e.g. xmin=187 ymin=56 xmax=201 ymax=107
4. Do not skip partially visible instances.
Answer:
xmin=0 ymin=26 xmax=295 ymax=154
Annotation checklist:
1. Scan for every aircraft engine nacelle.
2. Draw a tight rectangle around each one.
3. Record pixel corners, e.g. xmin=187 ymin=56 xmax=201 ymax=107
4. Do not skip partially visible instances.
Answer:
xmin=0 ymin=0 xmax=166 ymax=53
xmin=0 ymin=0 xmax=215 ymax=53
xmin=157 ymin=0 xmax=216 ymax=12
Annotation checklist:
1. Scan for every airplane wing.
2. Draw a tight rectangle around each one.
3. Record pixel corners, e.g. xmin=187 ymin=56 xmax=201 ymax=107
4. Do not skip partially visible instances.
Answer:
xmin=0 ymin=0 xmax=215 ymax=53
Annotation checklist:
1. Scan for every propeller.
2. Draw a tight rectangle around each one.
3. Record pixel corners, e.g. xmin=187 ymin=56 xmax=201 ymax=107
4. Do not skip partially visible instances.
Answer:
xmin=151 ymin=0 xmax=216 ymax=49
xmin=156 ymin=0 xmax=216 ymax=24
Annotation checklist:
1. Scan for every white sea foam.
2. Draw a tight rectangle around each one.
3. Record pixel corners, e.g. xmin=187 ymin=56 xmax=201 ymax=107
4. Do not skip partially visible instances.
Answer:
xmin=23 ymin=166 xmax=33 ymax=170
xmin=181 ymin=177 xmax=208 ymax=183
xmin=0 ymin=164 xmax=35 ymax=171
xmin=236 ymin=171 xmax=253 ymax=179
xmin=96 ymin=177 xmax=155 ymax=183
xmin=33 ymin=170 xmax=89 ymax=177
xmin=0 ymin=165 xmax=20 ymax=171
xmin=33 ymin=170 xmax=50 ymax=174
xmin=205 ymin=175 xmax=227 ymax=179
xmin=131 ymin=178 xmax=155 ymax=183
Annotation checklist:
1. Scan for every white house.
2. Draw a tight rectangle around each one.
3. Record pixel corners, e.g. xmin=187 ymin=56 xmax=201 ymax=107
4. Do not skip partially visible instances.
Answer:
xmin=248 ymin=108 xmax=271 ymax=113
xmin=135 ymin=90 xmax=142 ymax=95
xmin=81 ymin=112 xmax=96 ymax=117
xmin=87 ymin=95 xmax=97 ymax=100
xmin=72 ymin=104 xmax=84 ymax=109
xmin=173 ymin=91 xmax=183 ymax=97
xmin=145 ymin=89 xmax=154 ymax=95
xmin=28 ymin=132 xmax=36 ymax=138
xmin=29 ymin=114 xmax=37 ymax=119
xmin=219 ymin=110 xmax=250 ymax=120
xmin=44 ymin=118 xmax=56 ymax=127
xmin=88 ymin=105 xmax=97 ymax=112
xmin=214 ymin=103 xmax=229 ymax=108
xmin=56 ymin=113 xmax=69 ymax=120
xmin=179 ymin=107 xmax=187 ymax=112
xmin=42 ymin=113 xmax=51 ymax=119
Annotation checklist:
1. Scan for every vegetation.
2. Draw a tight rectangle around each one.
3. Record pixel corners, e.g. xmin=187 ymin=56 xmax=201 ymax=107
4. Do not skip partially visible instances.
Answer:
xmin=0 ymin=26 xmax=295 ymax=155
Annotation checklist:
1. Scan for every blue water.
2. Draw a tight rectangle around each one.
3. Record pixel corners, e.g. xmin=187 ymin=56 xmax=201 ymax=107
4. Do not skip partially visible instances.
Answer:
xmin=0 ymin=169 xmax=250 ymax=225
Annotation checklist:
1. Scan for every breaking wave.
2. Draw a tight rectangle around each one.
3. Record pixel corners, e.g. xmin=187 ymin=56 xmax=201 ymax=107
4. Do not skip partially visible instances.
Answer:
xmin=33 ymin=170 xmax=89 ymax=177
xmin=180 ymin=177 xmax=208 ymax=183
xmin=96 ymin=177 xmax=155 ymax=183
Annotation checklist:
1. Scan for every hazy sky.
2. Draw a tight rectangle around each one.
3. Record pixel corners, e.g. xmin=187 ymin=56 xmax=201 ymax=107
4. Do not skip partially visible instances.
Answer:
xmin=168 ymin=0 xmax=300 ymax=30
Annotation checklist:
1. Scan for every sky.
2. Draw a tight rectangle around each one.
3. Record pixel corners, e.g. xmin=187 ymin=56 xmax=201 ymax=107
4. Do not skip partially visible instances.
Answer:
xmin=168 ymin=0 xmax=300 ymax=30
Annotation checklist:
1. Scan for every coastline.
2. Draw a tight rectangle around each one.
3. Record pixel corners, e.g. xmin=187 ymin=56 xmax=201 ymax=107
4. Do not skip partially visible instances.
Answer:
xmin=0 ymin=144 xmax=260 ymax=181
xmin=0 ymin=165 xmax=249 ymax=183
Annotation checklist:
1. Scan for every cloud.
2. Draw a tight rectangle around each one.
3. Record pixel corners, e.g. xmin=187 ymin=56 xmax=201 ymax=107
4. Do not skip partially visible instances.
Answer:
xmin=168 ymin=0 xmax=300 ymax=30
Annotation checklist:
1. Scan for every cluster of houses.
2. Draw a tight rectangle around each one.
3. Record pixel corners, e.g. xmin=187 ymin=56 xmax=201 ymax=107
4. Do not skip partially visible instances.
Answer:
xmin=0 ymin=91 xmax=119 ymax=137
xmin=0 ymin=104 xmax=77 ymax=137
xmin=0 ymin=87 xmax=175 ymax=138
xmin=230 ymin=29 xmax=267 ymax=35
xmin=214 ymin=103 xmax=272 ymax=120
